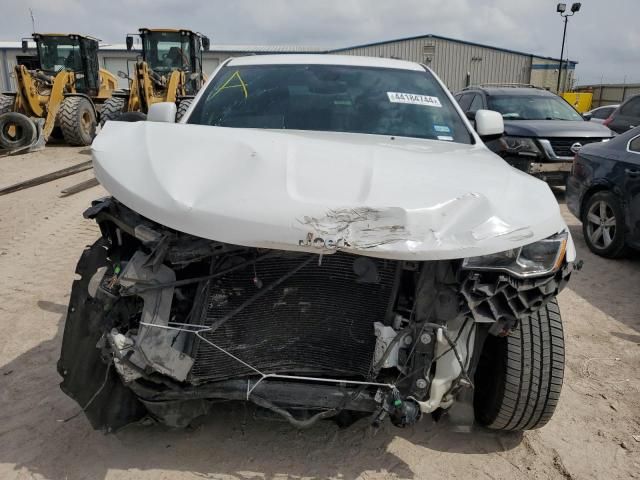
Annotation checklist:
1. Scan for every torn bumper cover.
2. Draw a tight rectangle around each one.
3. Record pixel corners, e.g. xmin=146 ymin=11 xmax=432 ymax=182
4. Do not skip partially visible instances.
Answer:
xmin=57 ymin=198 xmax=572 ymax=431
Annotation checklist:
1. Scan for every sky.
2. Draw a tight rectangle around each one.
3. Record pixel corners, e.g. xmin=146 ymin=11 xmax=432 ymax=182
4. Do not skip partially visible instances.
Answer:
xmin=0 ymin=0 xmax=638 ymax=85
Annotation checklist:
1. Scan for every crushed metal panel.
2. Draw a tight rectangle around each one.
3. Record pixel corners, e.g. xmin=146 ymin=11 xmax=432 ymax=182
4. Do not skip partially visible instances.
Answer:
xmin=119 ymin=251 xmax=194 ymax=381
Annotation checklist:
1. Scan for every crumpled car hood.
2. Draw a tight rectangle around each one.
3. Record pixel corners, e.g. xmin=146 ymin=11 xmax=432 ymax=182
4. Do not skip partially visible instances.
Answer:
xmin=92 ymin=122 xmax=569 ymax=260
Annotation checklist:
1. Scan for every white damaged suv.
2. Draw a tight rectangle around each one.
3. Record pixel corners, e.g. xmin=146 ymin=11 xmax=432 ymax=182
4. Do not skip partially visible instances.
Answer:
xmin=59 ymin=55 xmax=574 ymax=432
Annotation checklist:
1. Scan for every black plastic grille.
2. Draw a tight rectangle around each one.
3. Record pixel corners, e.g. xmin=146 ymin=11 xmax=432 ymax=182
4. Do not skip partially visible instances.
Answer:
xmin=189 ymin=252 xmax=399 ymax=383
xmin=548 ymin=137 xmax=604 ymax=157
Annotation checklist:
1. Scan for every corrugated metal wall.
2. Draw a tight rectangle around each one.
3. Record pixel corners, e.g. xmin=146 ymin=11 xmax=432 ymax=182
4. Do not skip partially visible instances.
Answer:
xmin=334 ymin=37 xmax=532 ymax=91
xmin=575 ymin=84 xmax=640 ymax=108
xmin=432 ymin=38 xmax=531 ymax=91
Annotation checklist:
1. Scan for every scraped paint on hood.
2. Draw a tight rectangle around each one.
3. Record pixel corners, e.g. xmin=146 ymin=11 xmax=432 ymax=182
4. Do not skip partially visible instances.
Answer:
xmin=92 ymin=121 xmax=569 ymax=260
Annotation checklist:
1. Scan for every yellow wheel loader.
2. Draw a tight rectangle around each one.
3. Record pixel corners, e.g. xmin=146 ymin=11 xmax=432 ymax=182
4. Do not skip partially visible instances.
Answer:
xmin=0 ymin=33 xmax=118 ymax=151
xmin=101 ymin=29 xmax=210 ymax=124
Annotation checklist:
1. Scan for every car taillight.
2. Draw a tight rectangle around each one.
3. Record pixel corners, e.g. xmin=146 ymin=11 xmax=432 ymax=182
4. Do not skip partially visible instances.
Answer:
xmin=603 ymin=115 xmax=613 ymax=126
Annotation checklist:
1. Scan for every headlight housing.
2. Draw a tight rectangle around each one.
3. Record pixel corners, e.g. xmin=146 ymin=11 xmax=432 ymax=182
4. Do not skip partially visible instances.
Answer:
xmin=500 ymin=136 xmax=542 ymax=157
xmin=462 ymin=231 xmax=568 ymax=278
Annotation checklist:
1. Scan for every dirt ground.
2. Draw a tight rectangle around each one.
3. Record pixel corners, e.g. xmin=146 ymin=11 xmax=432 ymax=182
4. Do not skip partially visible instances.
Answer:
xmin=0 ymin=146 xmax=638 ymax=480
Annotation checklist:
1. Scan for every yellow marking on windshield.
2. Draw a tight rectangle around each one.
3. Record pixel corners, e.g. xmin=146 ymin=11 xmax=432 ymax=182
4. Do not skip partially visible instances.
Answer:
xmin=212 ymin=70 xmax=248 ymax=98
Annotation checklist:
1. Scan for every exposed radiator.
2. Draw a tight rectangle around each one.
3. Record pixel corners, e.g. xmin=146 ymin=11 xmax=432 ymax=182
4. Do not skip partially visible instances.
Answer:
xmin=189 ymin=252 xmax=399 ymax=384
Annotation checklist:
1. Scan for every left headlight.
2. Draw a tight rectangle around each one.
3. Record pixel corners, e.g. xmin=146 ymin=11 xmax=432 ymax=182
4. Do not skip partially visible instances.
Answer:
xmin=462 ymin=231 xmax=568 ymax=278
xmin=499 ymin=136 xmax=542 ymax=157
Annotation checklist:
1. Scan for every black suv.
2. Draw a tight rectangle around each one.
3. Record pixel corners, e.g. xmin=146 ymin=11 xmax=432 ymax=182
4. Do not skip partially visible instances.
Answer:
xmin=454 ymin=85 xmax=613 ymax=185
xmin=603 ymin=94 xmax=640 ymax=134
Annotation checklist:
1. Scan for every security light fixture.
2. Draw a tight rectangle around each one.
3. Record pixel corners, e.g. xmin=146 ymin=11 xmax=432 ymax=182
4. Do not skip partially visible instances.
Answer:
xmin=556 ymin=2 xmax=582 ymax=93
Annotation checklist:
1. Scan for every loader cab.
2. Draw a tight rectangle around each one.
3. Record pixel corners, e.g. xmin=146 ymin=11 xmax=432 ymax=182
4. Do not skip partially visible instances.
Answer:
xmin=31 ymin=34 xmax=101 ymax=96
xmin=134 ymin=29 xmax=209 ymax=94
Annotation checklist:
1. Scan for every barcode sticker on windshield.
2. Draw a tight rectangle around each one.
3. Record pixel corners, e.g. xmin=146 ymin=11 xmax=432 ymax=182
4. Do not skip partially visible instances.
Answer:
xmin=387 ymin=92 xmax=442 ymax=108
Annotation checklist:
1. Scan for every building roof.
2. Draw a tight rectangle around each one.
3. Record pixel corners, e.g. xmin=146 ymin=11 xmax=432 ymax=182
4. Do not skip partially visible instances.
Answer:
xmin=0 ymin=33 xmax=577 ymax=64
xmin=0 ymin=41 xmax=326 ymax=53
xmin=330 ymin=33 xmax=578 ymax=65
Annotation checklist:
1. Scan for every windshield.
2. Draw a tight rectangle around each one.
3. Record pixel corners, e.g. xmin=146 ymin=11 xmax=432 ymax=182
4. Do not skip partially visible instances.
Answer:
xmin=488 ymin=94 xmax=584 ymax=121
xmin=142 ymin=31 xmax=191 ymax=73
xmin=36 ymin=36 xmax=81 ymax=73
xmin=187 ymin=64 xmax=472 ymax=144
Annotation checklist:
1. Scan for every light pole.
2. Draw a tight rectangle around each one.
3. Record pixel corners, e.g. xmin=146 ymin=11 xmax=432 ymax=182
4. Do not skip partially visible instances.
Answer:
xmin=556 ymin=3 xmax=581 ymax=93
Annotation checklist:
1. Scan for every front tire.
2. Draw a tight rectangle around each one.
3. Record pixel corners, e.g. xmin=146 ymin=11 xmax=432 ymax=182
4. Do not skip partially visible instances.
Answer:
xmin=58 ymin=96 xmax=97 ymax=146
xmin=474 ymin=298 xmax=565 ymax=431
xmin=99 ymin=96 xmax=127 ymax=126
xmin=581 ymin=191 xmax=628 ymax=258
xmin=176 ymin=98 xmax=192 ymax=122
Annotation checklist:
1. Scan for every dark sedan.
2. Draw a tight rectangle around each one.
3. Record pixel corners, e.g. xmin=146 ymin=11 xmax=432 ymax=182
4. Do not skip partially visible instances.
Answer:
xmin=567 ymin=127 xmax=640 ymax=257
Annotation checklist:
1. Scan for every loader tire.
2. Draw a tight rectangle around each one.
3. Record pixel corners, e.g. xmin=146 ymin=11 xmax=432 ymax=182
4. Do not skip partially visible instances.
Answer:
xmin=0 ymin=112 xmax=37 ymax=150
xmin=99 ymin=96 xmax=127 ymax=126
xmin=116 ymin=112 xmax=146 ymax=122
xmin=0 ymin=94 xmax=14 ymax=115
xmin=176 ymin=98 xmax=192 ymax=122
xmin=473 ymin=298 xmax=564 ymax=431
xmin=58 ymin=96 xmax=97 ymax=146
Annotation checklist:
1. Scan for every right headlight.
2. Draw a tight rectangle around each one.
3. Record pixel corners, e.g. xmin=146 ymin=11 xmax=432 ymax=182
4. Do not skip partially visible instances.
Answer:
xmin=462 ymin=231 xmax=568 ymax=278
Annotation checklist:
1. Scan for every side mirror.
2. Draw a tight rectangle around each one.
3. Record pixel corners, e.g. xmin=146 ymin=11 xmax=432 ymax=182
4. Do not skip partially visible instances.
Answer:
xmin=117 ymin=70 xmax=129 ymax=79
xmin=202 ymin=36 xmax=210 ymax=51
xmin=582 ymin=112 xmax=592 ymax=121
xmin=474 ymin=109 xmax=504 ymax=141
xmin=465 ymin=111 xmax=476 ymax=121
xmin=126 ymin=36 xmax=134 ymax=51
xmin=21 ymin=40 xmax=28 ymax=53
xmin=147 ymin=102 xmax=177 ymax=123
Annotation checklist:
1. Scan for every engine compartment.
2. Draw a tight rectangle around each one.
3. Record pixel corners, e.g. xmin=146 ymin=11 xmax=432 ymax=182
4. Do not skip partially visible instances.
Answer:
xmin=57 ymin=197 xmax=571 ymax=431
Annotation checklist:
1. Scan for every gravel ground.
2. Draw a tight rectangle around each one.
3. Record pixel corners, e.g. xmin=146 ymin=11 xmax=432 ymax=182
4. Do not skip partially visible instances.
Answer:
xmin=0 ymin=146 xmax=638 ymax=480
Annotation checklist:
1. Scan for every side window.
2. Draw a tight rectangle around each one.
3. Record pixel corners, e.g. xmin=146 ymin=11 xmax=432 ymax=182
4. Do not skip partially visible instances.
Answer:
xmin=592 ymin=107 xmax=612 ymax=119
xmin=621 ymin=97 xmax=640 ymax=117
xmin=469 ymin=94 xmax=483 ymax=112
xmin=457 ymin=93 xmax=475 ymax=111
xmin=629 ymin=135 xmax=640 ymax=153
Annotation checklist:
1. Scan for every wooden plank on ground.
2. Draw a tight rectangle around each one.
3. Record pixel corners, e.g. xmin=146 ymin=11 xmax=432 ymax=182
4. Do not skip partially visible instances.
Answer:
xmin=0 ymin=161 xmax=92 ymax=196
xmin=59 ymin=177 xmax=100 ymax=197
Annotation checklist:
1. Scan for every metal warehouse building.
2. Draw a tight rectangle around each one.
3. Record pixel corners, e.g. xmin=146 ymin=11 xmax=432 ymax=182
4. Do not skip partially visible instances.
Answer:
xmin=333 ymin=34 xmax=577 ymax=92
xmin=0 ymin=33 xmax=575 ymax=93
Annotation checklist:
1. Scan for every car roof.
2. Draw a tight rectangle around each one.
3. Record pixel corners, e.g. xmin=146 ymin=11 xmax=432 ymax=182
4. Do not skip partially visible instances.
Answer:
xmin=620 ymin=93 xmax=640 ymax=105
xmin=588 ymin=104 xmax=619 ymax=112
xmin=226 ymin=54 xmax=426 ymax=71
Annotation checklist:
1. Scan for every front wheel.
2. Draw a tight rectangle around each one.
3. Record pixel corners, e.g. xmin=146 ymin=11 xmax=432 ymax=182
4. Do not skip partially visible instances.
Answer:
xmin=176 ymin=98 xmax=193 ymax=122
xmin=99 ymin=96 xmax=127 ymax=126
xmin=474 ymin=298 xmax=565 ymax=431
xmin=58 ymin=96 xmax=97 ymax=146
xmin=582 ymin=191 xmax=628 ymax=258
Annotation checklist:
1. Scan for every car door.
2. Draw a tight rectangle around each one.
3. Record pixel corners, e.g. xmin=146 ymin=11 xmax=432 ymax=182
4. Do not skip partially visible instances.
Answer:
xmin=609 ymin=96 xmax=640 ymax=134
xmin=623 ymin=133 xmax=640 ymax=246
